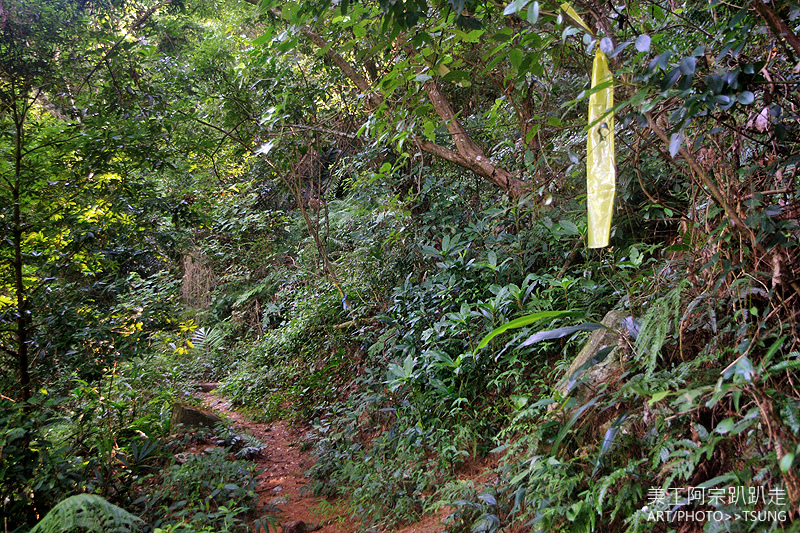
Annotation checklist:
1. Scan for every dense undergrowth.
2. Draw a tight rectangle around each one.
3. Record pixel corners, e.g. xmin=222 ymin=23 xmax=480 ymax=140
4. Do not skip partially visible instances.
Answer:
xmin=171 ymin=153 xmax=799 ymax=532
xmin=2 ymin=0 xmax=799 ymax=531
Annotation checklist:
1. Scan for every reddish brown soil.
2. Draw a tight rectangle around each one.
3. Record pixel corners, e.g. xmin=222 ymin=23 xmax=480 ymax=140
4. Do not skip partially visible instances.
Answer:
xmin=197 ymin=392 xmax=358 ymax=532
xmin=196 ymin=392 xmax=488 ymax=533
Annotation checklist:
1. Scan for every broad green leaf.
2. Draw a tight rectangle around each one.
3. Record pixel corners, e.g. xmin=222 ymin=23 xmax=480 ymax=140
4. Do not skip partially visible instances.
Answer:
xmin=530 ymin=398 xmax=556 ymax=409
xmin=527 ymin=1 xmax=539 ymax=24
xmin=487 ymin=250 xmax=497 ymax=268
xmin=475 ymin=310 xmax=584 ymax=350
xmin=649 ymin=390 xmax=671 ymax=405
xmin=737 ymin=91 xmax=755 ymax=105
xmin=252 ymin=33 xmax=271 ymax=46
xmin=424 ymin=120 xmax=436 ymax=142
xmin=715 ymin=418 xmax=734 ymax=434
xmin=559 ymin=219 xmax=580 ymax=235
xmin=525 ymin=124 xmax=540 ymax=144
xmin=509 ymin=469 xmax=529 ymax=485
xmin=478 ymin=493 xmax=497 ymax=505
xmin=661 ymin=67 xmax=681 ymax=90
xmin=509 ymin=48 xmax=524 ymax=69
xmin=524 ymin=149 xmax=534 ymax=166
xmin=679 ymin=56 xmax=696 ymax=75
xmin=441 ymin=70 xmax=471 ymax=85
xmin=780 ymin=452 xmax=794 ymax=473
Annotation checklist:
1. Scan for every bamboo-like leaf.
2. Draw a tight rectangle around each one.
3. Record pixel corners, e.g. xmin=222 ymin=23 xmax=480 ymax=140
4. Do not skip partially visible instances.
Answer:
xmin=593 ymin=412 xmax=629 ymax=475
xmin=475 ymin=310 xmax=584 ymax=350
xmin=551 ymin=396 xmax=598 ymax=453
xmin=518 ymin=322 xmax=603 ymax=348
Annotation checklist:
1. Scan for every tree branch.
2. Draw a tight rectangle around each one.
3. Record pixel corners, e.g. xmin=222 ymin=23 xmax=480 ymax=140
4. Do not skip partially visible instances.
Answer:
xmin=297 ymin=26 xmax=384 ymax=110
xmin=751 ymin=0 xmax=800 ymax=60
xmin=645 ymin=113 xmax=763 ymax=254
xmin=75 ymin=0 xmax=174 ymax=95
xmin=243 ymin=0 xmax=526 ymax=197
xmin=173 ymin=109 xmax=253 ymax=152
xmin=282 ymin=123 xmax=359 ymax=139
xmin=424 ymin=80 xmax=528 ymax=197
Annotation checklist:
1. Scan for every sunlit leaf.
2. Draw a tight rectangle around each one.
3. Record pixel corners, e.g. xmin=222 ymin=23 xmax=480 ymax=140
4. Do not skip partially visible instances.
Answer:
xmin=476 ymin=310 xmax=584 ymax=350
xmin=518 ymin=322 xmax=603 ymax=348
xmin=503 ymin=0 xmax=528 ymax=16
xmin=527 ymin=1 xmax=539 ymax=24
xmin=635 ymin=34 xmax=651 ymax=52
xmin=669 ymin=132 xmax=683 ymax=158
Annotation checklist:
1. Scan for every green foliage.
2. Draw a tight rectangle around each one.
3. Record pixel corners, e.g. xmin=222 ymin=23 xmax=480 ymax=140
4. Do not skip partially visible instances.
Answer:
xmin=29 ymin=494 xmax=143 ymax=533
xmin=219 ymin=281 xmax=356 ymax=419
xmin=634 ymin=280 xmax=688 ymax=376
xmin=0 ymin=0 xmax=195 ymax=400
xmin=133 ymin=447 xmax=265 ymax=533
xmin=3 ymin=0 xmax=800 ymax=532
xmin=68 ymin=360 xmax=179 ymax=497
xmin=305 ymin=378 xmax=441 ymax=529
xmin=0 ymin=396 xmax=83 ymax=529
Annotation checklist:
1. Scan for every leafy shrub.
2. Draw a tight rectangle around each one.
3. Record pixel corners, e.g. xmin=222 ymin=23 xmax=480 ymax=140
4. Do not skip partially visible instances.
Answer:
xmin=0 ymin=396 xmax=83 ymax=530
xmin=133 ymin=448 xmax=263 ymax=533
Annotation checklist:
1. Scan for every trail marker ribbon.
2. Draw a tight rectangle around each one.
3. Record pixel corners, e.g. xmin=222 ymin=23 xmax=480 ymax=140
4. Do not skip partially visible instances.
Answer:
xmin=586 ymin=49 xmax=615 ymax=248
xmin=560 ymin=3 xmax=616 ymax=248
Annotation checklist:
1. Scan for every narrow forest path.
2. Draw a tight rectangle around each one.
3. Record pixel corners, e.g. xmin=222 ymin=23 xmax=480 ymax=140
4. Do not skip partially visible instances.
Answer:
xmin=195 ymin=390 xmax=459 ymax=533
xmin=195 ymin=391 xmax=357 ymax=533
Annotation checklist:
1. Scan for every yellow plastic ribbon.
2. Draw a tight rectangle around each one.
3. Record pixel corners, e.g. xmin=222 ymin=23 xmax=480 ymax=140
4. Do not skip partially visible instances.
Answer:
xmin=587 ymin=49 xmax=615 ymax=248
xmin=559 ymin=3 xmax=594 ymax=35
xmin=559 ymin=3 xmax=616 ymax=248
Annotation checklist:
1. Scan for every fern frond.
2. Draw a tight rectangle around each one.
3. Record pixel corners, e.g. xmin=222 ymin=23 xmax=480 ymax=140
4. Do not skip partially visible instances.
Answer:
xmin=635 ymin=280 xmax=689 ymax=376
xmin=191 ymin=326 xmax=226 ymax=355
xmin=30 ymin=494 xmax=143 ymax=533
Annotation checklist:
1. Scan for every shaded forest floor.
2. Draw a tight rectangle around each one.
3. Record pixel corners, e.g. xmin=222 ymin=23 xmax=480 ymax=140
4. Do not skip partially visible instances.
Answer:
xmin=196 ymin=391 xmax=356 ymax=532
xmin=195 ymin=391 xmax=495 ymax=533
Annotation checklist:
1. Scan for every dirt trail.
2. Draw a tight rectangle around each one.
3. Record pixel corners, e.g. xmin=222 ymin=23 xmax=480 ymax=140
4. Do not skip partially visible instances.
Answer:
xmin=196 ymin=391 xmax=458 ymax=533
xmin=196 ymin=392 xmax=356 ymax=533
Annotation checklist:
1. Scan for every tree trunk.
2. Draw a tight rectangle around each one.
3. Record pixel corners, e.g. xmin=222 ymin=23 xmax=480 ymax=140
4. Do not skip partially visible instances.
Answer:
xmin=12 ymin=101 xmax=31 ymax=402
xmin=751 ymin=0 xmax=800 ymax=59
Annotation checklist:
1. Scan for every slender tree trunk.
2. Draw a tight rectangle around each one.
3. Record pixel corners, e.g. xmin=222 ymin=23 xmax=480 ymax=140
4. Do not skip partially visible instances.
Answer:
xmin=751 ymin=0 xmax=800 ymax=59
xmin=12 ymin=105 xmax=31 ymax=402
